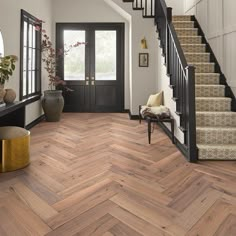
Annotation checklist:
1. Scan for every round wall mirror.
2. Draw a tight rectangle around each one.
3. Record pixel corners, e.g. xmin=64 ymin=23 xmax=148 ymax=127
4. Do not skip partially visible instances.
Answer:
xmin=0 ymin=31 xmax=4 ymax=57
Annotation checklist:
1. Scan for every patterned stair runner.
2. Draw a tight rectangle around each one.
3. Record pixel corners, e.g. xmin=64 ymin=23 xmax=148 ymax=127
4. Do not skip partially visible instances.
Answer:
xmin=173 ymin=16 xmax=236 ymax=160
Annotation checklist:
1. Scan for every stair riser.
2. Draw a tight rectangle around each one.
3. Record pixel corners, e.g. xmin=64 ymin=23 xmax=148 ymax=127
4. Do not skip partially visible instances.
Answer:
xmin=182 ymin=45 xmax=206 ymax=53
xmin=198 ymin=148 xmax=236 ymax=160
xmin=197 ymin=129 xmax=236 ymax=144
xmin=178 ymin=37 xmax=202 ymax=44
xmin=196 ymin=114 xmax=236 ymax=127
xmin=195 ymin=75 xmax=220 ymax=85
xmin=195 ymin=87 xmax=224 ymax=97
xmin=176 ymin=29 xmax=198 ymax=36
xmin=194 ymin=64 xmax=215 ymax=73
xmin=185 ymin=54 xmax=210 ymax=63
xmin=173 ymin=16 xmax=192 ymax=21
xmin=196 ymin=100 xmax=231 ymax=111
xmin=173 ymin=22 xmax=195 ymax=29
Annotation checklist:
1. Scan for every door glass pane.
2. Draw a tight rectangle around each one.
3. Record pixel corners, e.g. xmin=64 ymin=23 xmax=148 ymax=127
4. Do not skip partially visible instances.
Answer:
xmin=64 ymin=30 xmax=85 ymax=81
xmin=29 ymin=24 xmax=33 ymax=48
xmin=24 ymin=22 xmax=28 ymax=47
xmin=95 ymin=31 xmax=116 ymax=81
xmin=23 ymin=71 xmax=27 ymax=96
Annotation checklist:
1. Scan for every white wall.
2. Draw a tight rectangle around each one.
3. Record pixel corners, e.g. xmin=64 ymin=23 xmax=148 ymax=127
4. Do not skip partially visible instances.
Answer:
xmin=106 ymin=0 xmax=158 ymax=114
xmin=166 ymin=0 xmax=185 ymax=15
xmin=184 ymin=0 xmax=236 ymax=95
xmin=0 ymin=0 xmax=52 ymax=125
xmin=155 ymin=34 xmax=185 ymax=143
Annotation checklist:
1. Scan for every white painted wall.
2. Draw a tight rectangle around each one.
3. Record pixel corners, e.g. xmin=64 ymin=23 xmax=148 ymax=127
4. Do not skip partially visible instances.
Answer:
xmin=184 ymin=0 xmax=236 ymax=95
xmin=106 ymin=0 xmax=158 ymax=114
xmin=166 ymin=0 xmax=185 ymax=15
xmin=155 ymin=33 xmax=185 ymax=143
xmin=0 ymin=0 xmax=52 ymax=125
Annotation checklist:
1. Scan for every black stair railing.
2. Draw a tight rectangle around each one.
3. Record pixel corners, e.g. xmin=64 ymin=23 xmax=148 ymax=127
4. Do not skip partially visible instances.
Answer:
xmin=124 ymin=0 xmax=155 ymax=17
xmin=123 ymin=0 xmax=198 ymax=162
xmin=155 ymin=0 xmax=197 ymax=162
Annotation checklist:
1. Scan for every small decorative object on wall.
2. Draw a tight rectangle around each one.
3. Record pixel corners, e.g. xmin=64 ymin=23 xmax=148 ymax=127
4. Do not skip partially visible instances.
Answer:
xmin=141 ymin=37 xmax=148 ymax=49
xmin=139 ymin=53 xmax=149 ymax=67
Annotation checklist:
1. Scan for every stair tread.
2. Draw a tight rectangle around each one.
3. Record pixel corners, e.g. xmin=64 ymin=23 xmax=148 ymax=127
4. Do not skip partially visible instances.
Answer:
xmin=197 ymin=126 xmax=236 ymax=130
xmin=196 ymin=97 xmax=231 ymax=100
xmin=178 ymin=36 xmax=201 ymax=38
xmin=189 ymin=62 xmax=214 ymax=65
xmin=195 ymin=73 xmax=220 ymax=75
xmin=173 ymin=15 xmax=192 ymax=16
xmin=185 ymin=52 xmax=210 ymax=55
xmin=198 ymin=144 xmax=236 ymax=148
xmin=198 ymin=144 xmax=236 ymax=160
xmin=196 ymin=111 xmax=236 ymax=114
xmin=195 ymin=85 xmax=224 ymax=87
xmin=182 ymin=44 xmax=205 ymax=46
xmin=175 ymin=28 xmax=198 ymax=30
xmin=173 ymin=21 xmax=194 ymax=23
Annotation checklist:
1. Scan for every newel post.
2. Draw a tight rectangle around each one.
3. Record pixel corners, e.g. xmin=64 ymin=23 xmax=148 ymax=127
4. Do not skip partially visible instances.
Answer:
xmin=166 ymin=7 xmax=172 ymax=22
xmin=186 ymin=65 xmax=198 ymax=162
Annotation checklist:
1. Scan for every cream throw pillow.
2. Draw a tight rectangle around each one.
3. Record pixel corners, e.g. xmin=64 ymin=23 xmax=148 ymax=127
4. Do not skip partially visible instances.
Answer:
xmin=146 ymin=91 xmax=163 ymax=107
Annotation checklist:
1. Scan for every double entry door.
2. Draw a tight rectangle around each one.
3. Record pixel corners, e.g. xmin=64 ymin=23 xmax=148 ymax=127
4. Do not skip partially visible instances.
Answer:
xmin=56 ymin=23 xmax=124 ymax=112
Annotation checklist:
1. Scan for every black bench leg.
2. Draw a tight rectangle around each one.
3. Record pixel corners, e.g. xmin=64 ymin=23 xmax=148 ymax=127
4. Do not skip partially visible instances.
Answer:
xmin=139 ymin=105 xmax=142 ymax=124
xmin=147 ymin=118 xmax=151 ymax=144
xmin=171 ymin=119 xmax=175 ymax=144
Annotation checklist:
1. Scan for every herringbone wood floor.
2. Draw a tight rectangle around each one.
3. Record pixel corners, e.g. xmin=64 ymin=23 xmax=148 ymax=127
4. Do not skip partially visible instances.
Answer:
xmin=1 ymin=113 xmax=236 ymax=235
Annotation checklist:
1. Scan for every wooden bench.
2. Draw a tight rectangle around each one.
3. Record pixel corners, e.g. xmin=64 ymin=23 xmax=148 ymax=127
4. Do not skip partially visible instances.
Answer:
xmin=139 ymin=105 xmax=175 ymax=144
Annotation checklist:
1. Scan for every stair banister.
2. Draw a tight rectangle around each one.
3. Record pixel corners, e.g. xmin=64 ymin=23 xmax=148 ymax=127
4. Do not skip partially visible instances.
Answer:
xmin=155 ymin=0 xmax=197 ymax=162
xmin=123 ymin=0 xmax=198 ymax=161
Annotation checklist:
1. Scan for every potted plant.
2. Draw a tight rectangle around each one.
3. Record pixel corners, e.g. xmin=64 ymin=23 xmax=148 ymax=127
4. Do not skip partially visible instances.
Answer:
xmin=36 ymin=20 xmax=84 ymax=122
xmin=0 ymin=55 xmax=18 ymax=105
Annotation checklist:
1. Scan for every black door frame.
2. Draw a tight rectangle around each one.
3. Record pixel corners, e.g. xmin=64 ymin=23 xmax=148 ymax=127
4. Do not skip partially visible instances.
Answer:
xmin=56 ymin=22 xmax=125 ymax=112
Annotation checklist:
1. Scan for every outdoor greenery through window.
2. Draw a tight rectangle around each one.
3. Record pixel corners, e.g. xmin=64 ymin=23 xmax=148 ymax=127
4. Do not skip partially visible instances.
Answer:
xmin=20 ymin=9 xmax=41 ymax=99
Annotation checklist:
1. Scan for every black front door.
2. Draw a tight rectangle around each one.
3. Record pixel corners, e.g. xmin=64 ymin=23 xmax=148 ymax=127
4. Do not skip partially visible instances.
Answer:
xmin=56 ymin=23 xmax=124 ymax=112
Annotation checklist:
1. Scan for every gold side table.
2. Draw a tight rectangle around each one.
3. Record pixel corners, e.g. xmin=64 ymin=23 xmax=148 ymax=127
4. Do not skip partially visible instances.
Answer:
xmin=0 ymin=126 xmax=30 ymax=172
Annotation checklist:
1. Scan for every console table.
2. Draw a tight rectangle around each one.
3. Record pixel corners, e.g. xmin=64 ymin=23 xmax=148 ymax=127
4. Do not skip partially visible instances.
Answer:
xmin=0 ymin=96 xmax=40 ymax=128
xmin=0 ymin=102 xmax=25 ymax=127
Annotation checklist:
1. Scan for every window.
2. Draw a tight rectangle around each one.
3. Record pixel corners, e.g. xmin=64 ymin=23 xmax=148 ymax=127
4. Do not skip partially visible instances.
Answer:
xmin=20 ymin=10 xmax=41 ymax=100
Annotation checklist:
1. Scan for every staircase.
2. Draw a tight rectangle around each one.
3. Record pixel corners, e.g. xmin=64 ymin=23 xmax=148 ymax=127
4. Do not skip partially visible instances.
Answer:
xmin=123 ymin=0 xmax=236 ymax=161
xmin=172 ymin=16 xmax=236 ymax=160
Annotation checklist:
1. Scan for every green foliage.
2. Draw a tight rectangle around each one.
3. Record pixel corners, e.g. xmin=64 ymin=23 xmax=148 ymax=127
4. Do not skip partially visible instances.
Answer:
xmin=0 ymin=55 xmax=18 ymax=85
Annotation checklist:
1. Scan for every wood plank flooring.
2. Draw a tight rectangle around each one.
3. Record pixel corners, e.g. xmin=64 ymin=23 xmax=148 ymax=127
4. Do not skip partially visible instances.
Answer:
xmin=1 ymin=113 xmax=236 ymax=235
